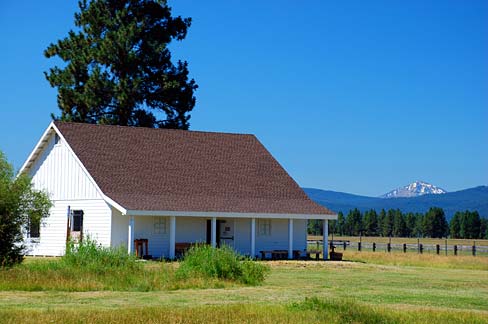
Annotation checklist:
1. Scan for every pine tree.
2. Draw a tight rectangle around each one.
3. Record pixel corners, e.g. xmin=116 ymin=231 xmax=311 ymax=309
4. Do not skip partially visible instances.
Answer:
xmin=382 ymin=209 xmax=395 ymax=237
xmin=44 ymin=0 xmax=197 ymax=129
xmin=378 ymin=209 xmax=386 ymax=237
xmin=423 ymin=207 xmax=448 ymax=238
xmin=336 ymin=211 xmax=345 ymax=236
xmin=363 ymin=209 xmax=378 ymax=236
xmin=480 ymin=218 xmax=488 ymax=239
xmin=405 ymin=212 xmax=416 ymax=237
xmin=450 ymin=212 xmax=462 ymax=239
xmin=345 ymin=209 xmax=362 ymax=236
xmin=460 ymin=211 xmax=481 ymax=239
xmin=392 ymin=210 xmax=406 ymax=237
xmin=413 ymin=213 xmax=424 ymax=237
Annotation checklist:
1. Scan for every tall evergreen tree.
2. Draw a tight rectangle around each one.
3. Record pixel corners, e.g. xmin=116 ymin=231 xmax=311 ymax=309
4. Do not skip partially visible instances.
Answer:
xmin=44 ymin=0 xmax=197 ymax=129
xmin=378 ymin=209 xmax=386 ymax=237
xmin=405 ymin=212 xmax=416 ymax=237
xmin=480 ymin=218 xmax=488 ymax=239
xmin=336 ymin=211 xmax=345 ymax=236
xmin=307 ymin=220 xmax=322 ymax=235
xmin=460 ymin=211 xmax=481 ymax=239
xmin=450 ymin=212 xmax=462 ymax=239
xmin=423 ymin=207 xmax=448 ymax=238
xmin=345 ymin=208 xmax=362 ymax=236
xmin=382 ymin=209 xmax=395 ymax=237
xmin=392 ymin=210 xmax=406 ymax=237
xmin=363 ymin=209 xmax=378 ymax=236
xmin=413 ymin=213 xmax=424 ymax=237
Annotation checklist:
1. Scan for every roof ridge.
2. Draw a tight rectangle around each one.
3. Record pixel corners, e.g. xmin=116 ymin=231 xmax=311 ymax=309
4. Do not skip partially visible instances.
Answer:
xmin=54 ymin=121 xmax=255 ymax=137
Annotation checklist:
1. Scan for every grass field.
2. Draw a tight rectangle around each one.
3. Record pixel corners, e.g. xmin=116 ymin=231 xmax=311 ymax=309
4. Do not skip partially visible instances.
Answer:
xmin=1 ymin=252 xmax=488 ymax=323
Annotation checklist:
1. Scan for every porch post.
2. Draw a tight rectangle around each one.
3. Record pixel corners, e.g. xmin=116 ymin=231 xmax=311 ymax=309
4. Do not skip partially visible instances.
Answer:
xmin=288 ymin=218 xmax=294 ymax=259
xmin=250 ymin=218 xmax=256 ymax=258
xmin=323 ymin=219 xmax=329 ymax=260
xmin=128 ymin=215 xmax=134 ymax=254
xmin=169 ymin=216 xmax=176 ymax=259
xmin=211 ymin=217 xmax=217 ymax=248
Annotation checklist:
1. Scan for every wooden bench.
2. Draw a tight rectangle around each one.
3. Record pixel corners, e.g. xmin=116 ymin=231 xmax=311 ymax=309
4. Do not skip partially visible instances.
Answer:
xmin=260 ymin=250 xmax=302 ymax=260
xmin=175 ymin=242 xmax=197 ymax=257
xmin=307 ymin=250 xmax=321 ymax=260
xmin=329 ymin=251 xmax=343 ymax=261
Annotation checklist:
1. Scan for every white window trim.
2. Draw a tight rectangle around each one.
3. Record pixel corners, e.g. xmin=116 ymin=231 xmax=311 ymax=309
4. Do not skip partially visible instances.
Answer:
xmin=258 ymin=219 xmax=271 ymax=236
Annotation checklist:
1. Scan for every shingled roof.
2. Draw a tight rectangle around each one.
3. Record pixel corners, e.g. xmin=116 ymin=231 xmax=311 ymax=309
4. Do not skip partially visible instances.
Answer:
xmin=54 ymin=121 xmax=334 ymax=215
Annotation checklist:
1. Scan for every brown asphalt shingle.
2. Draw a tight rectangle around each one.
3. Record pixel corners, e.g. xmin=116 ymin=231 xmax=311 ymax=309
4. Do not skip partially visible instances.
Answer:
xmin=54 ymin=121 xmax=334 ymax=215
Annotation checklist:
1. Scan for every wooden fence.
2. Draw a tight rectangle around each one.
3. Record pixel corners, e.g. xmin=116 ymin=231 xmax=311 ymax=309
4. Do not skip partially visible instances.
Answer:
xmin=307 ymin=239 xmax=488 ymax=256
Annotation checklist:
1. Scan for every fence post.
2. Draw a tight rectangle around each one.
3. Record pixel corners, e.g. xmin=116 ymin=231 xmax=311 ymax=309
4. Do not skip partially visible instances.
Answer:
xmin=454 ymin=245 xmax=457 ymax=256
xmin=387 ymin=243 xmax=391 ymax=253
xmin=472 ymin=242 xmax=476 ymax=256
xmin=417 ymin=238 xmax=420 ymax=254
xmin=403 ymin=243 xmax=407 ymax=253
xmin=343 ymin=241 xmax=347 ymax=251
xmin=419 ymin=243 xmax=423 ymax=254
xmin=358 ymin=242 xmax=361 ymax=252
xmin=445 ymin=239 xmax=448 ymax=256
xmin=436 ymin=244 xmax=440 ymax=255
xmin=372 ymin=242 xmax=376 ymax=252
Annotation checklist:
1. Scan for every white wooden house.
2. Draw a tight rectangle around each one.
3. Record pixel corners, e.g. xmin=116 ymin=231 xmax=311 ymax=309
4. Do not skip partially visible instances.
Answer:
xmin=20 ymin=122 xmax=336 ymax=259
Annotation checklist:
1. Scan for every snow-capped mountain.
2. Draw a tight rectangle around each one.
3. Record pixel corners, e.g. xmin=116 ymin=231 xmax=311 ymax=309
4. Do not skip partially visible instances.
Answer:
xmin=380 ymin=181 xmax=447 ymax=198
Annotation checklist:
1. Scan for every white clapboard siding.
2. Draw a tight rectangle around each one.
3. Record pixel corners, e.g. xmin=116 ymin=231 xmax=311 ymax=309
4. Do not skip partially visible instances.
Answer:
xmin=234 ymin=218 xmax=307 ymax=256
xmin=28 ymin=133 xmax=101 ymax=200
xmin=26 ymin=199 xmax=112 ymax=256
xmin=25 ymin=132 xmax=111 ymax=256
xmin=111 ymin=214 xmax=207 ymax=258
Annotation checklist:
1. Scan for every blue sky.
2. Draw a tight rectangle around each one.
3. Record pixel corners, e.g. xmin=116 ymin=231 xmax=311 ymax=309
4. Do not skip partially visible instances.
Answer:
xmin=0 ymin=0 xmax=487 ymax=196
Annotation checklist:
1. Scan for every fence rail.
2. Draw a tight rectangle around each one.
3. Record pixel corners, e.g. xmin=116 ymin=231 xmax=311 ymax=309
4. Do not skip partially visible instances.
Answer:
xmin=307 ymin=239 xmax=488 ymax=256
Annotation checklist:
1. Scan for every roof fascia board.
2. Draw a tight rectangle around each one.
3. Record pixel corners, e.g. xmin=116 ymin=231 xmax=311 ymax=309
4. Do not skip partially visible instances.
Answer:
xmin=18 ymin=121 xmax=56 ymax=176
xmin=50 ymin=123 xmax=127 ymax=214
xmin=126 ymin=210 xmax=337 ymax=220
xmin=21 ymin=122 xmax=127 ymax=215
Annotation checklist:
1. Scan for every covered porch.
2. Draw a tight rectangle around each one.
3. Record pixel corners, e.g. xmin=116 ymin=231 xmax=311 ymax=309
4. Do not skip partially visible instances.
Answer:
xmin=123 ymin=212 xmax=334 ymax=260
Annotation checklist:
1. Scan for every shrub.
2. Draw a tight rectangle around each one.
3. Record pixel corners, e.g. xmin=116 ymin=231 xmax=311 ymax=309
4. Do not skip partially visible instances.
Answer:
xmin=176 ymin=244 xmax=269 ymax=285
xmin=61 ymin=237 xmax=141 ymax=274
xmin=0 ymin=150 xmax=51 ymax=267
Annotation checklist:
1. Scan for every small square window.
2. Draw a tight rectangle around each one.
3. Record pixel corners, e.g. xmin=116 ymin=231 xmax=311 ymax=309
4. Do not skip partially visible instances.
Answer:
xmin=54 ymin=134 xmax=60 ymax=145
xmin=258 ymin=219 xmax=271 ymax=236
xmin=153 ymin=217 xmax=167 ymax=234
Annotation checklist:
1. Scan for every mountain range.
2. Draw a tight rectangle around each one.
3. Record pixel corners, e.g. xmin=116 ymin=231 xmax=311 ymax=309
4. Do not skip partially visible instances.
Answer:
xmin=304 ymin=185 xmax=488 ymax=220
xmin=380 ymin=180 xmax=447 ymax=198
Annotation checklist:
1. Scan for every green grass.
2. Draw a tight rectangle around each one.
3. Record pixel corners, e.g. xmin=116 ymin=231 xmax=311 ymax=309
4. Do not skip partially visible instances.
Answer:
xmin=177 ymin=244 xmax=269 ymax=285
xmin=1 ymin=252 xmax=487 ymax=323
xmin=0 ymin=241 xmax=266 ymax=292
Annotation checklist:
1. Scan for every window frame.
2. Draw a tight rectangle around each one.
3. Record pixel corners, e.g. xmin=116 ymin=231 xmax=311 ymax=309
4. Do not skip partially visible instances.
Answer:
xmin=72 ymin=210 xmax=84 ymax=232
xmin=153 ymin=217 xmax=167 ymax=234
xmin=258 ymin=219 xmax=271 ymax=236
xmin=27 ymin=216 xmax=41 ymax=241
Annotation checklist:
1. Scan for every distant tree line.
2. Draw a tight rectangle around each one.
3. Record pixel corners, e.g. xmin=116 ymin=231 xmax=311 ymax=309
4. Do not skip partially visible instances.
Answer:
xmin=308 ymin=208 xmax=488 ymax=240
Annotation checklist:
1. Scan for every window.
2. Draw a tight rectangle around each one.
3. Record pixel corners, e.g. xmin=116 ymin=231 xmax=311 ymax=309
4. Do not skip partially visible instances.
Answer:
xmin=72 ymin=210 xmax=84 ymax=232
xmin=54 ymin=134 xmax=60 ymax=145
xmin=153 ymin=217 xmax=167 ymax=234
xmin=258 ymin=219 xmax=271 ymax=236
xmin=28 ymin=217 xmax=40 ymax=239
